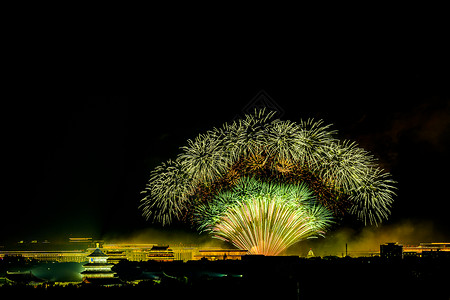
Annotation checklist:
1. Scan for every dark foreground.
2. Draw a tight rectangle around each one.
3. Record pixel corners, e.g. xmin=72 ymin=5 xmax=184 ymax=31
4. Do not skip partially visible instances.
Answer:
xmin=1 ymin=255 xmax=449 ymax=299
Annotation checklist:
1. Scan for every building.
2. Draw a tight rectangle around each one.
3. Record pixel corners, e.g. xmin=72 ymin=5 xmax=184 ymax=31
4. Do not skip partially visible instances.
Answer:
xmin=193 ymin=249 xmax=248 ymax=261
xmin=380 ymin=242 xmax=403 ymax=261
xmin=403 ymin=242 xmax=450 ymax=257
xmin=0 ymin=250 xmax=87 ymax=263
xmin=101 ymin=244 xmax=200 ymax=263
xmin=100 ymin=244 xmax=245 ymax=262
xmin=81 ymin=248 xmax=119 ymax=285
xmin=103 ymin=249 xmax=127 ymax=264
xmin=0 ymin=240 xmax=249 ymax=264
xmin=171 ymin=246 xmax=198 ymax=262
xmin=147 ymin=245 xmax=175 ymax=261
xmin=100 ymin=243 xmax=157 ymax=263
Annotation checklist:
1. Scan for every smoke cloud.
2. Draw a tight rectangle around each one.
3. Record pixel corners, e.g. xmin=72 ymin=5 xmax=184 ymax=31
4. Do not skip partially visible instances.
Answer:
xmin=285 ymin=219 xmax=446 ymax=257
xmin=101 ymin=219 xmax=446 ymax=256
xmin=102 ymin=227 xmax=229 ymax=248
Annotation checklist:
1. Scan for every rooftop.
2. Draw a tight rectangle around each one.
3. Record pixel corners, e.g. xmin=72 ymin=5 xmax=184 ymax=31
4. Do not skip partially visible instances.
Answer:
xmin=87 ymin=248 xmax=108 ymax=258
xmin=151 ymin=245 xmax=171 ymax=251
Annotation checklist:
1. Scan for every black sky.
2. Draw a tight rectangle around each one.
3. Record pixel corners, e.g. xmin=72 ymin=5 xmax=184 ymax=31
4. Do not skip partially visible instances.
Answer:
xmin=2 ymin=24 xmax=449 ymax=243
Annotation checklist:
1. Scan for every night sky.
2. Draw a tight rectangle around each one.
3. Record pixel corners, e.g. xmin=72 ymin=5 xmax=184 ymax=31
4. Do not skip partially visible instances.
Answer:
xmin=2 ymin=29 xmax=449 ymax=244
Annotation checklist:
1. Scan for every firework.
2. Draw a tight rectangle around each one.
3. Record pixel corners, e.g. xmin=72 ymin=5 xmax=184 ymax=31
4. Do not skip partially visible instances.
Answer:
xmin=297 ymin=119 xmax=337 ymax=168
xmin=140 ymin=159 xmax=193 ymax=225
xmin=211 ymin=121 xmax=246 ymax=165
xmin=348 ymin=168 xmax=397 ymax=225
xmin=235 ymin=108 xmax=276 ymax=157
xmin=195 ymin=178 xmax=333 ymax=256
xmin=265 ymin=118 xmax=337 ymax=169
xmin=179 ymin=133 xmax=230 ymax=185
xmin=140 ymin=108 xmax=396 ymax=254
xmin=266 ymin=120 xmax=303 ymax=163
xmin=315 ymin=140 xmax=376 ymax=192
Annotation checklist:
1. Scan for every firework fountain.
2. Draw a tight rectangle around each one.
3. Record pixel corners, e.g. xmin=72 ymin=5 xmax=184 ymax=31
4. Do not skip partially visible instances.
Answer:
xmin=140 ymin=109 xmax=396 ymax=255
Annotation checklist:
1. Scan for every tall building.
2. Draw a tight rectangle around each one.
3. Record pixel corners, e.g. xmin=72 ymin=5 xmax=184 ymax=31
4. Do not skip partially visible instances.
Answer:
xmin=380 ymin=242 xmax=403 ymax=261
xmin=81 ymin=248 xmax=120 ymax=285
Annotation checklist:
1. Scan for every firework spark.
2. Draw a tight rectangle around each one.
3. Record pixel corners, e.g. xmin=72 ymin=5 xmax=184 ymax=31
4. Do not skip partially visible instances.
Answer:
xmin=140 ymin=108 xmax=396 ymax=254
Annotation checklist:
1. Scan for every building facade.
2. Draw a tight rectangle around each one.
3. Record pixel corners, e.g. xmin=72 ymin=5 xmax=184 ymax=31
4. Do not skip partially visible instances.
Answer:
xmin=380 ymin=242 xmax=403 ymax=261
xmin=81 ymin=248 xmax=116 ymax=282
xmin=0 ymin=250 xmax=87 ymax=263
xmin=147 ymin=245 xmax=175 ymax=261
xmin=193 ymin=249 xmax=248 ymax=261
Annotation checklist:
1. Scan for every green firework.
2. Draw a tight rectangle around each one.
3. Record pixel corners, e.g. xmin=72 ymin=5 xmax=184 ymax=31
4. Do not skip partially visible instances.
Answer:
xmin=194 ymin=177 xmax=333 ymax=256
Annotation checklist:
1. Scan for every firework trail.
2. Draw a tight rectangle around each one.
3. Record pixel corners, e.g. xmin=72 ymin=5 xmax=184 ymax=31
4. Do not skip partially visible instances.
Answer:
xmin=140 ymin=108 xmax=396 ymax=254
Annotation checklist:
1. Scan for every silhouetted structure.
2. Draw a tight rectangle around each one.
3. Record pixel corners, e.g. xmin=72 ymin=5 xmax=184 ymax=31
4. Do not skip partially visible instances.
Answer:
xmin=194 ymin=249 xmax=248 ymax=261
xmin=380 ymin=242 xmax=403 ymax=261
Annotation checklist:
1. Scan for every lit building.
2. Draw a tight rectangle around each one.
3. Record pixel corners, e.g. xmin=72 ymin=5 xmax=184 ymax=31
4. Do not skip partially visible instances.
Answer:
xmin=100 ymin=244 xmax=245 ymax=262
xmin=92 ymin=244 xmax=199 ymax=263
xmin=403 ymin=242 xmax=450 ymax=257
xmin=100 ymin=244 xmax=157 ymax=263
xmin=147 ymin=245 xmax=175 ymax=261
xmin=0 ymin=250 xmax=87 ymax=263
xmin=380 ymin=242 xmax=403 ymax=261
xmin=103 ymin=249 xmax=127 ymax=264
xmin=171 ymin=246 xmax=198 ymax=262
xmin=0 ymin=241 xmax=248 ymax=263
xmin=193 ymin=249 xmax=248 ymax=261
xmin=81 ymin=248 xmax=118 ymax=284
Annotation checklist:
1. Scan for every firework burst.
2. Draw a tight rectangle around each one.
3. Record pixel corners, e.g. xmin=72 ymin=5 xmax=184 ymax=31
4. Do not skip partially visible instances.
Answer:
xmin=348 ymin=168 xmax=396 ymax=225
xmin=179 ymin=133 xmax=230 ymax=185
xmin=195 ymin=178 xmax=333 ymax=256
xmin=140 ymin=159 xmax=193 ymax=225
xmin=297 ymin=119 xmax=337 ymax=168
xmin=140 ymin=108 xmax=396 ymax=254
xmin=315 ymin=140 xmax=376 ymax=192
xmin=266 ymin=120 xmax=303 ymax=163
